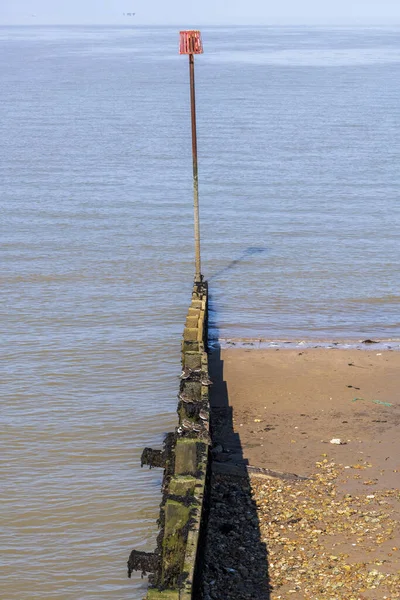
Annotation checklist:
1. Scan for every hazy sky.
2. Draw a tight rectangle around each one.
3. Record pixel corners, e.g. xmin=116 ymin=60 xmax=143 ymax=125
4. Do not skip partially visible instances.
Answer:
xmin=2 ymin=0 xmax=400 ymax=26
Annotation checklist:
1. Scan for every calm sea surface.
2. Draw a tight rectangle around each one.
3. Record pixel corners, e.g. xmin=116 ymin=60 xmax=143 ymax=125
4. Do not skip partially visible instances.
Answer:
xmin=1 ymin=25 xmax=400 ymax=598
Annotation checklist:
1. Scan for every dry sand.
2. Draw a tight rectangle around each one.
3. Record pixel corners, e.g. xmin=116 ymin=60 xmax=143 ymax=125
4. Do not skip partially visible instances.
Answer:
xmin=214 ymin=347 xmax=400 ymax=490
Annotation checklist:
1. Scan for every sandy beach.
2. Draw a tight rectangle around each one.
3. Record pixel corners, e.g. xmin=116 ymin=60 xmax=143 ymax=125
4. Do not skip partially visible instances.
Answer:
xmin=203 ymin=347 xmax=400 ymax=599
xmin=216 ymin=347 xmax=400 ymax=488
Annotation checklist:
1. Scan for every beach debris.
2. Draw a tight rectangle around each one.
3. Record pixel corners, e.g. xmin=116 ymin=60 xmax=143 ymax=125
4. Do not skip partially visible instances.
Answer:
xmin=204 ymin=458 xmax=400 ymax=600
xmin=347 ymin=384 xmax=360 ymax=389
xmin=352 ymin=397 xmax=393 ymax=407
xmin=330 ymin=438 xmax=346 ymax=445
xmin=362 ymin=339 xmax=379 ymax=344
xmin=251 ymin=460 xmax=400 ymax=599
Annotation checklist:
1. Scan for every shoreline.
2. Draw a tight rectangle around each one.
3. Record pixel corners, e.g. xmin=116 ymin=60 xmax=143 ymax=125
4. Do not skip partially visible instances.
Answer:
xmin=209 ymin=338 xmax=400 ymax=351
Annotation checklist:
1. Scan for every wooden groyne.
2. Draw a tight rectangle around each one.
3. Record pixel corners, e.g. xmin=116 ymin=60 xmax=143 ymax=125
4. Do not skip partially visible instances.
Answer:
xmin=128 ymin=280 xmax=210 ymax=599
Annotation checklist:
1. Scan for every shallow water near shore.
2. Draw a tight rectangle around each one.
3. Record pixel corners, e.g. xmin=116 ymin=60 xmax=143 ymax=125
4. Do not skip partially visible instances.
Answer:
xmin=214 ymin=338 xmax=400 ymax=350
xmin=1 ymin=25 xmax=400 ymax=598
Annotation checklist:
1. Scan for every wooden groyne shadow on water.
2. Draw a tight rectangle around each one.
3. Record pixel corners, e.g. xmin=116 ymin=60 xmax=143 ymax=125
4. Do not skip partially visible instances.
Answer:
xmin=201 ymin=332 xmax=271 ymax=600
xmin=208 ymin=246 xmax=269 ymax=283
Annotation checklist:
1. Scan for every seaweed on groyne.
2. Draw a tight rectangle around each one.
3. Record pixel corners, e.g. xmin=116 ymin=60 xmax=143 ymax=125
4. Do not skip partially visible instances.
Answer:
xmin=128 ymin=281 xmax=210 ymax=599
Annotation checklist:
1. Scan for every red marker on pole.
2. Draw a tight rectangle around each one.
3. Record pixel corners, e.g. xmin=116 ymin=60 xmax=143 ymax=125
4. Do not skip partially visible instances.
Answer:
xmin=179 ymin=30 xmax=204 ymax=283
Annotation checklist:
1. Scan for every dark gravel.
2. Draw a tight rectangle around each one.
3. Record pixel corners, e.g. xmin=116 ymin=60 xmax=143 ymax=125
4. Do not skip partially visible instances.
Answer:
xmin=201 ymin=470 xmax=271 ymax=600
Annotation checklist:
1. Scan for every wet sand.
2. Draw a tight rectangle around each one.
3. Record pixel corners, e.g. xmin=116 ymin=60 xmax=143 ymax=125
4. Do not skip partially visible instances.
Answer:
xmin=205 ymin=348 xmax=400 ymax=599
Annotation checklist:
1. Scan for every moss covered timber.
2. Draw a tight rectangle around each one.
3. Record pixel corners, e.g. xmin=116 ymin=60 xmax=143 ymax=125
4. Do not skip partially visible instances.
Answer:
xmin=128 ymin=281 xmax=210 ymax=598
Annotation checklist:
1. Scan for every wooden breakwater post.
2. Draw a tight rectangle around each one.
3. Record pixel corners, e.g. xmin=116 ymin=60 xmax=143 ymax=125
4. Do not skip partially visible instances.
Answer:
xmin=128 ymin=280 xmax=210 ymax=599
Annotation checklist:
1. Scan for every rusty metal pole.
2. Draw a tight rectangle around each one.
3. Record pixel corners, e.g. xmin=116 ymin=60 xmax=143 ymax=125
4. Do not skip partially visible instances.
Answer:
xmin=180 ymin=31 xmax=204 ymax=283
xmin=189 ymin=53 xmax=201 ymax=282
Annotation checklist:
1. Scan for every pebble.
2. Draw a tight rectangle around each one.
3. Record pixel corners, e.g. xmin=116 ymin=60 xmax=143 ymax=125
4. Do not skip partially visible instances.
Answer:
xmin=201 ymin=457 xmax=400 ymax=599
